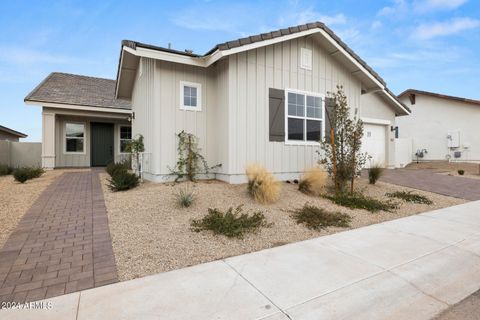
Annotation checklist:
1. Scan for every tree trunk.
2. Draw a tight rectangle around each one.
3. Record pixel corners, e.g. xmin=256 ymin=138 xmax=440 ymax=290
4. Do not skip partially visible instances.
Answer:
xmin=350 ymin=132 xmax=357 ymax=195
xmin=331 ymin=128 xmax=339 ymax=195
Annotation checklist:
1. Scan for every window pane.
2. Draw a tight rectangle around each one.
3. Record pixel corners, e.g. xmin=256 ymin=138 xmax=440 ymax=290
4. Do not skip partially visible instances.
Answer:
xmin=288 ymin=104 xmax=296 ymax=116
xmin=297 ymin=94 xmax=305 ymax=107
xmin=66 ymin=123 xmax=84 ymax=138
xmin=191 ymin=97 xmax=197 ymax=107
xmin=120 ymin=126 xmax=132 ymax=139
xmin=296 ymin=105 xmax=304 ymax=117
xmin=184 ymin=86 xmax=191 ymax=96
xmin=288 ymin=118 xmax=304 ymax=141
xmin=307 ymin=96 xmax=315 ymax=107
xmin=307 ymin=106 xmax=315 ymax=118
xmin=184 ymin=96 xmax=190 ymax=106
xmin=190 ymin=87 xmax=197 ymax=98
xmin=66 ymin=138 xmax=83 ymax=152
xmin=288 ymin=92 xmax=296 ymax=104
xmin=307 ymin=120 xmax=321 ymax=141
xmin=120 ymin=140 xmax=129 ymax=153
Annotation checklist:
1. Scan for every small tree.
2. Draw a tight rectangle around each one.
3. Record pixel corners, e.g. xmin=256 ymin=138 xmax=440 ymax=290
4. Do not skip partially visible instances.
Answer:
xmin=125 ymin=134 xmax=145 ymax=174
xmin=319 ymin=86 xmax=368 ymax=195
xmin=169 ymin=131 xmax=221 ymax=182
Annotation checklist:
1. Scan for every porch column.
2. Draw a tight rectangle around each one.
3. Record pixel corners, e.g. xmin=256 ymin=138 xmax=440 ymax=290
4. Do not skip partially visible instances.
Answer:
xmin=42 ymin=111 xmax=56 ymax=168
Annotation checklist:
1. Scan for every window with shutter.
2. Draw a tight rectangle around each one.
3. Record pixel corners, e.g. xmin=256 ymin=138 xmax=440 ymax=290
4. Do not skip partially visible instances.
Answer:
xmin=285 ymin=89 xmax=325 ymax=144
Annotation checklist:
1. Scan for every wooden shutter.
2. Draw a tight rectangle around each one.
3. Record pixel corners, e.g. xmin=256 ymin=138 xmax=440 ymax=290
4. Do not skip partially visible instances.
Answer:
xmin=324 ymin=97 xmax=335 ymax=142
xmin=269 ymin=88 xmax=285 ymax=142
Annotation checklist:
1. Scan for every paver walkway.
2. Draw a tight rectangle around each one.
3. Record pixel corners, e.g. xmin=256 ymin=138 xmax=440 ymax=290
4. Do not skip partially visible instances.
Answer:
xmin=1 ymin=200 xmax=479 ymax=319
xmin=379 ymin=168 xmax=480 ymax=201
xmin=0 ymin=171 xmax=117 ymax=304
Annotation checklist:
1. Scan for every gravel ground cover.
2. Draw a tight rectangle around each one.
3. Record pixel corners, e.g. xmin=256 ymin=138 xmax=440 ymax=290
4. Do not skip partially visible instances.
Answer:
xmin=101 ymin=174 xmax=465 ymax=281
xmin=0 ymin=170 xmax=64 ymax=248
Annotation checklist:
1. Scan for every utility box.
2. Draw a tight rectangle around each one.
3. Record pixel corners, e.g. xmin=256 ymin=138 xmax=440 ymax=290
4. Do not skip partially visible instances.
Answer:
xmin=447 ymin=131 xmax=460 ymax=148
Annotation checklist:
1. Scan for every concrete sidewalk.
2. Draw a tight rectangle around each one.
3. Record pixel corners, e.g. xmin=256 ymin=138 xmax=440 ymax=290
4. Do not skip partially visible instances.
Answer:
xmin=2 ymin=201 xmax=480 ymax=320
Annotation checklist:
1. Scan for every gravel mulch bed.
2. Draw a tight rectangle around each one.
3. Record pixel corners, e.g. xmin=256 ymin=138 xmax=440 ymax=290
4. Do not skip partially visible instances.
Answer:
xmin=0 ymin=170 xmax=64 ymax=248
xmin=101 ymin=174 xmax=465 ymax=281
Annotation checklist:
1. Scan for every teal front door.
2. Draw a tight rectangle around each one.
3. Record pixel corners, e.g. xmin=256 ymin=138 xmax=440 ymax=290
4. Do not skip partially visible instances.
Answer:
xmin=91 ymin=122 xmax=114 ymax=166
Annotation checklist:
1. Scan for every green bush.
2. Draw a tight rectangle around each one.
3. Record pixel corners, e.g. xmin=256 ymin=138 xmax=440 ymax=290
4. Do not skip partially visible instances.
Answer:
xmin=458 ymin=169 xmax=465 ymax=176
xmin=106 ymin=161 xmax=129 ymax=177
xmin=191 ymin=205 xmax=271 ymax=238
xmin=386 ymin=191 xmax=433 ymax=205
xmin=108 ymin=171 xmax=139 ymax=191
xmin=325 ymin=192 xmax=398 ymax=213
xmin=368 ymin=165 xmax=384 ymax=185
xmin=290 ymin=203 xmax=351 ymax=230
xmin=175 ymin=185 xmax=195 ymax=207
xmin=0 ymin=165 xmax=13 ymax=176
xmin=13 ymin=167 xmax=44 ymax=183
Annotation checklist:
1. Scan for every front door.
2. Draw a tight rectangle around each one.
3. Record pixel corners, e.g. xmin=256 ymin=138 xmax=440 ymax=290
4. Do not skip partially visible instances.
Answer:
xmin=91 ymin=122 xmax=114 ymax=166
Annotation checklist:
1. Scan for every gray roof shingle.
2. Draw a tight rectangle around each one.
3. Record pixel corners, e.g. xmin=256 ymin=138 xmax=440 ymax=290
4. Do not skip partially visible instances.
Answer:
xmin=25 ymin=72 xmax=131 ymax=110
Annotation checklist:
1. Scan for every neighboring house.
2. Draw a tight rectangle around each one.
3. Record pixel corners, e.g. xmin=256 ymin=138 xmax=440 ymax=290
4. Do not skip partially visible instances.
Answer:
xmin=0 ymin=125 xmax=27 ymax=141
xmin=25 ymin=22 xmax=410 ymax=183
xmin=398 ymin=89 xmax=480 ymax=162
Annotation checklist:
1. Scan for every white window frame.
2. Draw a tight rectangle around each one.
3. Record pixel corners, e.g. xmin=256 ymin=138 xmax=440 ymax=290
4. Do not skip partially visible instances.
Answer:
xmin=300 ymin=48 xmax=312 ymax=70
xmin=64 ymin=121 xmax=86 ymax=154
xmin=284 ymin=88 xmax=325 ymax=146
xmin=118 ymin=125 xmax=132 ymax=154
xmin=180 ymin=81 xmax=202 ymax=111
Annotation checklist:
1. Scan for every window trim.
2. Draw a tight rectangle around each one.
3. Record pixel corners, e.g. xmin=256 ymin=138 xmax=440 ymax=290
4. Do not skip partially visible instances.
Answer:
xmin=118 ymin=125 xmax=132 ymax=155
xmin=64 ymin=121 xmax=86 ymax=155
xmin=284 ymin=88 xmax=325 ymax=146
xmin=180 ymin=81 xmax=202 ymax=111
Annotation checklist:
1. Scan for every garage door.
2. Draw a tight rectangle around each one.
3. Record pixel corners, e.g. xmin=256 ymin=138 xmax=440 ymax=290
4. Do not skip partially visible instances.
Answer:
xmin=361 ymin=123 xmax=386 ymax=168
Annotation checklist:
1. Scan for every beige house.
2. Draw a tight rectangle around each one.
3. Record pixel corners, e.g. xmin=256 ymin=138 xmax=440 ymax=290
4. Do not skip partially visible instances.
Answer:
xmin=0 ymin=125 xmax=27 ymax=142
xmin=398 ymin=89 xmax=480 ymax=162
xmin=26 ymin=22 xmax=410 ymax=183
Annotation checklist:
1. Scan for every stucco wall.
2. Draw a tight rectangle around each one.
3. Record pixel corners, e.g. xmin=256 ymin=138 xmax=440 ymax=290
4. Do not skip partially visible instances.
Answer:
xmin=398 ymin=94 xmax=480 ymax=161
xmin=0 ymin=141 xmax=41 ymax=167
xmin=0 ymin=131 xmax=20 ymax=142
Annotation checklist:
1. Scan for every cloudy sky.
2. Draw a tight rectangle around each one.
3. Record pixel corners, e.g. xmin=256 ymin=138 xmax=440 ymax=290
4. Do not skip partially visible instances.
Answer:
xmin=1 ymin=0 xmax=479 ymax=141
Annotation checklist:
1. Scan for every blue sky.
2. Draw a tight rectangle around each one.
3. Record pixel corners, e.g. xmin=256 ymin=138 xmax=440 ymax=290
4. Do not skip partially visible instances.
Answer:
xmin=1 ymin=0 xmax=479 ymax=141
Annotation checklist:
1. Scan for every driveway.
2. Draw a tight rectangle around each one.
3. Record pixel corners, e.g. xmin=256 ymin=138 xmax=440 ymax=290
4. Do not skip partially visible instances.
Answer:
xmin=380 ymin=168 xmax=480 ymax=201
xmin=0 ymin=171 xmax=117 ymax=304
xmin=2 ymin=200 xmax=479 ymax=319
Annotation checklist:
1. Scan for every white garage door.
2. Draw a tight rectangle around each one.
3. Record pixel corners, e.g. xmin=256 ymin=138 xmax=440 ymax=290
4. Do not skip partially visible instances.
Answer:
xmin=361 ymin=123 xmax=386 ymax=168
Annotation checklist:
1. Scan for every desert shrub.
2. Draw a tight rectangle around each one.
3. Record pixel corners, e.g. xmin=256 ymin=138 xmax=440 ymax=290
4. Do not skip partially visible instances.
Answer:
xmin=175 ymin=184 xmax=195 ymax=207
xmin=290 ymin=203 xmax=351 ymax=230
xmin=191 ymin=205 xmax=271 ymax=238
xmin=368 ymin=165 xmax=384 ymax=185
xmin=325 ymin=192 xmax=398 ymax=213
xmin=0 ymin=165 xmax=13 ymax=176
xmin=386 ymin=191 xmax=433 ymax=205
xmin=458 ymin=169 xmax=465 ymax=176
xmin=106 ymin=161 xmax=129 ymax=177
xmin=298 ymin=167 xmax=328 ymax=195
xmin=108 ymin=170 xmax=139 ymax=191
xmin=13 ymin=167 xmax=44 ymax=183
xmin=246 ymin=164 xmax=280 ymax=204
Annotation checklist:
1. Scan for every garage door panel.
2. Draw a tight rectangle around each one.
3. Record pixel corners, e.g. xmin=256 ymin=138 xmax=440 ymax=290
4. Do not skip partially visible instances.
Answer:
xmin=362 ymin=124 xmax=386 ymax=168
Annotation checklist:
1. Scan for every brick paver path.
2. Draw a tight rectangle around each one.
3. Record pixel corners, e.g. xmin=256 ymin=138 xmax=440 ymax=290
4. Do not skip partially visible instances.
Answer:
xmin=0 ymin=171 xmax=118 ymax=303
xmin=379 ymin=168 xmax=480 ymax=201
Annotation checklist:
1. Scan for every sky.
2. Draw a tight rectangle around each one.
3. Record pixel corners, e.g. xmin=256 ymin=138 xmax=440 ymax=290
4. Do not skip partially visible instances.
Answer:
xmin=1 ymin=0 xmax=479 ymax=142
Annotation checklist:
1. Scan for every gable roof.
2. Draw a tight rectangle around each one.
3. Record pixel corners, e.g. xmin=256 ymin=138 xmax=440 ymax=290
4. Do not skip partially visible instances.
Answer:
xmin=25 ymin=72 xmax=131 ymax=110
xmin=0 ymin=125 xmax=27 ymax=138
xmin=399 ymin=89 xmax=480 ymax=106
xmin=119 ymin=22 xmax=409 ymax=115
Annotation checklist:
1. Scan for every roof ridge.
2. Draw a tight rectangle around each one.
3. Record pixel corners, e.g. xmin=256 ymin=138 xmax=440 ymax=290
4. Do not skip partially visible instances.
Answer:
xmin=50 ymin=72 xmax=116 ymax=82
xmin=399 ymin=89 xmax=480 ymax=105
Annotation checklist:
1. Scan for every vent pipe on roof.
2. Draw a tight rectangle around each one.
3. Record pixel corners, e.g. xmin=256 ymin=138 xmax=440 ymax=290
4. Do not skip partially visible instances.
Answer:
xmin=168 ymin=42 xmax=171 ymax=49
xmin=185 ymin=49 xmax=193 ymax=54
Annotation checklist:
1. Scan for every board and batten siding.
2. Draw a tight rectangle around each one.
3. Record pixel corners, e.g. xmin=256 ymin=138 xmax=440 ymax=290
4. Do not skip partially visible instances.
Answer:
xmin=132 ymin=57 xmax=227 ymax=178
xmin=226 ymin=36 xmax=362 ymax=177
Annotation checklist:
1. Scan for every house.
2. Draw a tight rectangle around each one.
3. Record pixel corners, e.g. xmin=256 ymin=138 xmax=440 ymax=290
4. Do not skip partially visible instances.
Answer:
xmin=25 ymin=22 xmax=410 ymax=183
xmin=397 ymin=89 xmax=480 ymax=162
xmin=0 ymin=125 xmax=27 ymax=141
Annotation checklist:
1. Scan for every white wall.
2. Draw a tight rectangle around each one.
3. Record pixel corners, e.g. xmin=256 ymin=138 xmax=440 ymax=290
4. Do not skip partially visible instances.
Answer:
xmin=0 ymin=141 xmax=41 ymax=167
xmin=394 ymin=138 xmax=412 ymax=168
xmin=398 ymin=94 xmax=480 ymax=162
